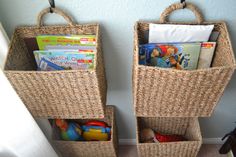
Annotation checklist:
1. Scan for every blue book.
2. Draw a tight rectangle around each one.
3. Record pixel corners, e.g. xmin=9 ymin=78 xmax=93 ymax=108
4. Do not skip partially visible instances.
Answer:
xmin=39 ymin=58 xmax=64 ymax=71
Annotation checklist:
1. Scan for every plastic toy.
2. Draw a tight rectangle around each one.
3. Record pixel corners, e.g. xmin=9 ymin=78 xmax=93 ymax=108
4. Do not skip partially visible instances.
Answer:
xmin=82 ymin=121 xmax=111 ymax=141
xmin=155 ymin=132 xmax=186 ymax=142
xmin=55 ymin=119 xmax=83 ymax=141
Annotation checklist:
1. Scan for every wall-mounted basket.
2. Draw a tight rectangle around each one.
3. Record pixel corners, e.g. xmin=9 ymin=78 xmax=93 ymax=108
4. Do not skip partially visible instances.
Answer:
xmin=133 ymin=2 xmax=236 ymax=117
xmin=136 ymin=116 xmax=202 ymax=157
xmin=52 ymin=105 xmax=118 ymax=157
xmin=4 ymin=7 xmax=107 ymax=119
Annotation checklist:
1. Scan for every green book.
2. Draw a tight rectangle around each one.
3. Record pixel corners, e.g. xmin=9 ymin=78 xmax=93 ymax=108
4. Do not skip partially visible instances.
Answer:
xmin=36 ymin=35 xmax=96 ymax=50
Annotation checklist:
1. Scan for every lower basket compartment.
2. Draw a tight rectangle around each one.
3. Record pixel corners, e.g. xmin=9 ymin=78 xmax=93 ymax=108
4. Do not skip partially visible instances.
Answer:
xmin=52 ymin=105 xmax=118 ymax=157
xmin=136 ymin=117 xmax=202 ymax=157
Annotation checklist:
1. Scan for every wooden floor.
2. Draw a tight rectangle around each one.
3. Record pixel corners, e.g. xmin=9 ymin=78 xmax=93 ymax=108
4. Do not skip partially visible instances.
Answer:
xmin=118 ymin=145 xmax=227 ymax=157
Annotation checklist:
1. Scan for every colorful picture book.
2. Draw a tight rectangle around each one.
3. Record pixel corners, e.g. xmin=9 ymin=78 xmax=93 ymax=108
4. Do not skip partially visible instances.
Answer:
xmin=139 ymin=43 xmax=201 ymax=70
xmin=143 ymin=24 xmax=217 ymax=70
xmin=36 ymin=35 xmax=96 ymax=50
xmin=39 ymin=58 xmax=64 ymax=71
xmin=34 ymin=51 xmax=95 ymax=70
xmin=33 ymin=35 xmax=97 ymax=71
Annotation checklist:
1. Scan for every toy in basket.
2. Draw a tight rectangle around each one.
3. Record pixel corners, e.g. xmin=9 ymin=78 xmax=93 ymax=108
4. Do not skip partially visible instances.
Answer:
xmin=82 ymin=121 xmax=111 ymax=141
xmin=140 ymin=128 xmax=186 ymax=143
xmin=55 ymin=119 xmax=83 ymax=141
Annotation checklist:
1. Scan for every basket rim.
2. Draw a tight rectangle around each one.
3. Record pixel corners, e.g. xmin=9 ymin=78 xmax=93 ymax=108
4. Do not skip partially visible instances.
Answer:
xmin=53 ymin=139 xmax=113 ymax=144
xmin=4 ymin=69 xmax=97 ymax=73
xmin=137 ymin=140 xmax=202 ymax=145
xmin=15 ymin=23 xmax=100 ymax=30
xmin=136 ymin=64 xmax=236 ymax=73
xmin=136 ymin=20 xmax=228 ymax=25
xmin=134 ymin=114 xmax=209 ymax=118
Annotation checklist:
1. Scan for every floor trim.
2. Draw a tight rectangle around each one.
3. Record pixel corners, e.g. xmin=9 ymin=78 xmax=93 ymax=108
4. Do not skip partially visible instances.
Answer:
xmin=203 ymin=138 xmax=224 ymax=144
xmin=119 ymin=138 xmax=224 ymax=145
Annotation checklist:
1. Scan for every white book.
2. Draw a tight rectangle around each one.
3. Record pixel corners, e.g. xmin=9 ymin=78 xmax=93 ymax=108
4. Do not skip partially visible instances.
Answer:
xmin=149 ymin=24 xmax=214 ymax=43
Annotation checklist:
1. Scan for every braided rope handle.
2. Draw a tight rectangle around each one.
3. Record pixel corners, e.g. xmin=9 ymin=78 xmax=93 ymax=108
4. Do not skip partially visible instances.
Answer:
xmin=37 ymin=7 xmax=75 ymax=27
xmin=160 ymin=2 xmax=204 ymax=24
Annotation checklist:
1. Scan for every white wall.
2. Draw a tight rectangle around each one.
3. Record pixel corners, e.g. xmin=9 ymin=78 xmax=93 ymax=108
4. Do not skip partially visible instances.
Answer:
xmin=0 ymin=0 xmax=235 ymax=140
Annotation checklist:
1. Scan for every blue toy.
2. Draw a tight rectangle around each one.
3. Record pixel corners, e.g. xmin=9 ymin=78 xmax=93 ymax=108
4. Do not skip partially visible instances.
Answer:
xmin=55 ymin=119 xmax=83 ymax=141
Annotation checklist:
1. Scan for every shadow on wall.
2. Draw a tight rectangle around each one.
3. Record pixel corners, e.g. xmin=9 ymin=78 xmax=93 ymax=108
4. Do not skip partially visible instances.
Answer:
xmin=199 ymin=72 xmax=236 ymax=138
xmin=100 ymin=24 xmax=131 ymax=91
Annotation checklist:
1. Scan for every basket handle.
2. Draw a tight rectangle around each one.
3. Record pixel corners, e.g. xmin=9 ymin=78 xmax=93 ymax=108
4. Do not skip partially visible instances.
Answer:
xmin=37 ymin=7 xmax=76 ymax=27
xmin=160 ymin=2 xmax=204 ymax=24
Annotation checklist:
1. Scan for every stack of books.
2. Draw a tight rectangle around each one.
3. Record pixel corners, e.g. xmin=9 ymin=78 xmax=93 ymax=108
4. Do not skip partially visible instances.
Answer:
xmin=33 ymin=35 xmax=96 ymax=71
xmin=139 ymin=24 xmax=218 ymax=70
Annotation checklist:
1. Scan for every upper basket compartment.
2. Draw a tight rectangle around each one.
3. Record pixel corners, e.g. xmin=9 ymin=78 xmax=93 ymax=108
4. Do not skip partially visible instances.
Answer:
xmin=4 ymin=7 xmax=107 ymax=119
xmin=133 ymin=2 xmax=236 ymax=117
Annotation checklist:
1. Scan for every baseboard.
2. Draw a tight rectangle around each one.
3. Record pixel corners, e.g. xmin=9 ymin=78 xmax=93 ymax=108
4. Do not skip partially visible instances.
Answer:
xmin=119 ymin=138 xmax=224 ymax=145
xmin=203 ymin=138 xmax=224 ymax=144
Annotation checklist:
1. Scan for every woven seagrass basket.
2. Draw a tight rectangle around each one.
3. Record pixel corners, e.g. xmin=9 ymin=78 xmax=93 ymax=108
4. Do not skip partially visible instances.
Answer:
xmin=4 ymin=7 xmax=107 ymax=119
xmin=133 ymin=2 xmax=236 ymax=117
xmin=52 ymin=105 xmax=118 ymax=157
xmin=136 ymin=117 xmax=202 ymax=157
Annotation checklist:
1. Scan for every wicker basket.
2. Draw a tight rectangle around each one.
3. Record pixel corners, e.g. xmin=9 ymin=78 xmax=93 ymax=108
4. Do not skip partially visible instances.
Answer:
xmin=4 ymin=7 xmax=107 ymax=119
xmin=133 ymin=2 xmax=236 ymax=117
xmin=52 ymin=105 xmax=118 ymax=157
xmin=136 ymin=117 xmax=202 ymax=157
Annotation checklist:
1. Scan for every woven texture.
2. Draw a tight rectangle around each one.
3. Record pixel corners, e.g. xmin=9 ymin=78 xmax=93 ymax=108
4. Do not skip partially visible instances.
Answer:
xmin=136 ymin=117 xmax=202 ymax=157
xmin=4 ymin=7 xmax=107 ymax=119
xmin=53 ymin=105 xmax=118 ymax=157
xmin=133 ymin=2 xmax=236 ymax=117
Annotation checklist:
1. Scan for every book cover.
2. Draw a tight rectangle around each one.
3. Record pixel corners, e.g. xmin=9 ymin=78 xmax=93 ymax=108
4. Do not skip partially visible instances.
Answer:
xmin=36 ymin=35 xmax=96 ymax=50
xmin=197 ymin=42 xmax=216 ymax=69
xmin=34 ymin=51 xmax=95 ymax=70
xmin=38 ymin=58 xmax=64 ymax=71
xmin=139 ymin=43 xmax=201 ymax=70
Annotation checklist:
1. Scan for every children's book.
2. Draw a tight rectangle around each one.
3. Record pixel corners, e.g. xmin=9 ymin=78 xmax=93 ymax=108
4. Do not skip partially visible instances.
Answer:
xmin=36 ymin=35 xmax=96 ymax=50
xmin=139 ymin=43 xmax=201 ymax=70
xmin=39 ymin=58 xmax=64 ymax=71
xmin=44 ymin=45 xmax=96 ymax=51
xmin=34 ymin=51 xmax=95 ymax=70
xmin=197 ymin=42 xmax=216 ymax=69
